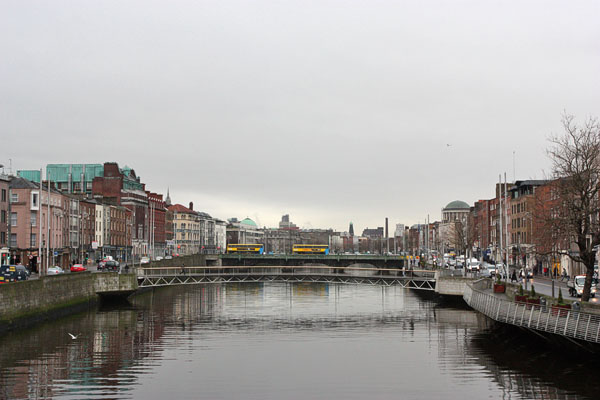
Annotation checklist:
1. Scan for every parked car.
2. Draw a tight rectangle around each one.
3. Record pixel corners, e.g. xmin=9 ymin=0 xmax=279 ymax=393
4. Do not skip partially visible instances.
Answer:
xmin=140 ymin=257 xmax=150 ymax=264
xmin=70 ymin=264 xmax=87 ymax=273
xmin=47 ymin=266 xmax=65 ymax=275
xmin=165 ymin=255 xmax=173 ymax=260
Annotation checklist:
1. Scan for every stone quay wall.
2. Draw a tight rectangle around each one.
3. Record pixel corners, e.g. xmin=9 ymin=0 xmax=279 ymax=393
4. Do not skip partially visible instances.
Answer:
xmin=0 ymin=272 xmax=138 ymax=331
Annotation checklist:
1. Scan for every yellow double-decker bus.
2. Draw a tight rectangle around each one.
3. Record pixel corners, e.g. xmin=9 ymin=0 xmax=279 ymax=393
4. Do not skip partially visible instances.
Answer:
xmin=292 ymin=244 xmax=329 ymax=255
xmin=226 ymin=244 xmax=264 ymax=254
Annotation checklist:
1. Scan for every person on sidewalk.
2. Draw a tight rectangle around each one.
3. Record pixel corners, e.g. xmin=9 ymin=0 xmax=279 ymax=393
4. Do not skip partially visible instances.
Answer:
xmin=511 ymin=270 xmax=518 ymax=283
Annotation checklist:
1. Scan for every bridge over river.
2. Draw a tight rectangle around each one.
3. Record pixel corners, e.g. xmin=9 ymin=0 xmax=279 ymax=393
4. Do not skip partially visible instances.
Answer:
xmin=136 ymin=265 xmax=475 ymax=297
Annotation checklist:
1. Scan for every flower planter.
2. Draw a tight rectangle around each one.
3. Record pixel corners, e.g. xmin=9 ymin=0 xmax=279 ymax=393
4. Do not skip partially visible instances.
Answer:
xmin=493 ymin=283 xmax=506 ymax=293
xmin=551 ymin=304 xmax=571 ymax=316
xmin=526 ymin=297 xmax=540 ymax=309
xmin=514 ymin=295 xmax=528 ymax=303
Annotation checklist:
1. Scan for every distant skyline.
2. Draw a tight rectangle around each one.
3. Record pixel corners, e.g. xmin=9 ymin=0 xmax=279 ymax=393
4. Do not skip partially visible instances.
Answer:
xmin=3 ymin=1 xmax=599 ymax=231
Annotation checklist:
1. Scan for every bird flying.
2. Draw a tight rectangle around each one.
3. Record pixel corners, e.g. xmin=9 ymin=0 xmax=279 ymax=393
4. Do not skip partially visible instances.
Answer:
xmin=68 ymin=333 xmax=79 ymax=340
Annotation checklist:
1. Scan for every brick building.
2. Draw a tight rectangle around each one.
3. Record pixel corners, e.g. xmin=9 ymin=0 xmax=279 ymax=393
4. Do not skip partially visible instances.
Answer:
xmin=146 ymin=191 xmax=166 ymax=258
xmin=0 ymin=174 xmax=10 ymax=264
xmin=92 ymin=162 xmax=150 ymax=258
xmin=508 ymin=180 xmax=547 ymax=268
xmin=8 ymin=177 xmax=70 ymax=272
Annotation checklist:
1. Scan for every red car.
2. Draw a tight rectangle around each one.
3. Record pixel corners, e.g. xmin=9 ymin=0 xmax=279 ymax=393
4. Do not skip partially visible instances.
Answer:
xmin=70 ymin=264 xmax=87 ymax=272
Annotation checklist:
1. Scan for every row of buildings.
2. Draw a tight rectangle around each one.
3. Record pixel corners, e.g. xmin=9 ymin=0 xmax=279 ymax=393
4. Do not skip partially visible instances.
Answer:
xmin=0 ymin=162 xmax=227 ymax=273
xmin=401 ymin=179 xmax=591 ymax=277
xmin=2 ymin=161 xmax=581 ymax=276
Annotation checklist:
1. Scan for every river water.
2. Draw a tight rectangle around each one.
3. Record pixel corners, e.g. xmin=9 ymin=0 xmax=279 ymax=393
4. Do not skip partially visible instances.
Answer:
xmin=0 ymin=283 xmax=597 ymax=399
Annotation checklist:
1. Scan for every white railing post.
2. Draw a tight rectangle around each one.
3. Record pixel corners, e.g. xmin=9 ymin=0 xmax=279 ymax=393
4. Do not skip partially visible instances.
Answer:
xmin=584 ymin=314 xmax=591 ymax=341
xmin=495 ymin=298 xmax=501 ymax=320
xmin=564 ymin=311 xmax=571 ymax=336
xmin=574 ymin=312 xmax=581 ymax=339
xmin=527 ymin=306 xmax=534 ymax=327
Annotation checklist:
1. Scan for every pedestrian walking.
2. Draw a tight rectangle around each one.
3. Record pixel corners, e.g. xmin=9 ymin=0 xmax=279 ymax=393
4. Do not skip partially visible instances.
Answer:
xmin=510 ymin=270 xmax=518 ymax=283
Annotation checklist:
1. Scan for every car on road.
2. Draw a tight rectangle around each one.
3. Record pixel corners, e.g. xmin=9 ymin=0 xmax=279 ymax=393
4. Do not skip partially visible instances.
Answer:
xmin=568 ymin=275 xmax=597 ymax=298
xmin=140 ymin=257 xmax=150 ymax=264
xmin=98 ymin=260 xmax=119 ymax=272
xmin=0 ymin=264 xmax=29 ymax=282
xmin=480 ymin=264 xmax=497 ymax=278
xmin=466 ymin=258 xmax=481 ymax=272
xmin=494 ymin=263 xmax=507 ymax=279
xmin=47 ymin=266 xmax=65 ymax=275
xmin=70 ymin=264 xmax=87 ymax=273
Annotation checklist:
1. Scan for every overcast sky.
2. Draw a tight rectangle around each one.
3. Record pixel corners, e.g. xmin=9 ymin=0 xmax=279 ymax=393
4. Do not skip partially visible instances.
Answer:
xmin=2 ymin=1 xmax=599 ymax=232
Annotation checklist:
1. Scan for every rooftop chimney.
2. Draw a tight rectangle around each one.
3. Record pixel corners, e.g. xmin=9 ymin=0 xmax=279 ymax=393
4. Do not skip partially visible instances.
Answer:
xmin=189 ymin=201 xmax=193 ymax=210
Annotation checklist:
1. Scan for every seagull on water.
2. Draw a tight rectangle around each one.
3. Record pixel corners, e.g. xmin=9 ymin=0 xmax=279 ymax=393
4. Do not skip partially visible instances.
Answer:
xmin=68 ymin=333 xmax=80 ymax=340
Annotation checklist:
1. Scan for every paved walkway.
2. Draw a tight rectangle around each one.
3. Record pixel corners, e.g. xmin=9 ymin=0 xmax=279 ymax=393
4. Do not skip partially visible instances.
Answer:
xmin=511 ymin=275 xmax=600 ymax=304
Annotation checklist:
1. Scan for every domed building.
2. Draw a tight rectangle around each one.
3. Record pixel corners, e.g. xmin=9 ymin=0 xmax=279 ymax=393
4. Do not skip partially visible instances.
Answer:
xmin=442 ymin=200 xmax=471 ymax=223
xmin=226 ymin=217 xmax=264 ymax=245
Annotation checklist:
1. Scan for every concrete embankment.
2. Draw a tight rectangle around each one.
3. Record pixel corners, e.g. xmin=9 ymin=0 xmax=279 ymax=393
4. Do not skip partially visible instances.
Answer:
xmin=434 ymin=271 xmax=474 ymax=297
xmin=0 ymin=272 xmax=138 ymax=333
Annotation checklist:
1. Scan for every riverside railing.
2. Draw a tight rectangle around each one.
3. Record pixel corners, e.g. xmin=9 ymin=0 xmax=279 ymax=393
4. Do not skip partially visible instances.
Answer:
xmin=464 ymin=280 xmax=600 ymax=344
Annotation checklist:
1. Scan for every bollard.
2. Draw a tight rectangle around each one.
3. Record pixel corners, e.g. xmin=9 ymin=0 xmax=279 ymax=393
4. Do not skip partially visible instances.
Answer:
xmin=540 ymin=297 xmax=547 ymax=312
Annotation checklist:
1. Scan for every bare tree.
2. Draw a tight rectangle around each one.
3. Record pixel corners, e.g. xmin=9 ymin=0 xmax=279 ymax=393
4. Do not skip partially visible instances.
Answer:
xmin=545 ymin=114 xmax=600 ymax=301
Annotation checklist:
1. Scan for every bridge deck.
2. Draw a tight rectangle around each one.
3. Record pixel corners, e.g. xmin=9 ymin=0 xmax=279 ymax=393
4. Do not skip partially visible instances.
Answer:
xmin=138 ymin=266 xmax=435 ymax=290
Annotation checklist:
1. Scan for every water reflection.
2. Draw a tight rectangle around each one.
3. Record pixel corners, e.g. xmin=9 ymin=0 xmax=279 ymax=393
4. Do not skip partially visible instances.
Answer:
xmin=0 ymin=283 xmax=596 ymax=399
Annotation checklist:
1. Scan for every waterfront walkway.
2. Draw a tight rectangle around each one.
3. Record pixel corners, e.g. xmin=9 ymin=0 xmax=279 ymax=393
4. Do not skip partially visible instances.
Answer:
xmin=463 ymin=279 xmax=600 ymax=345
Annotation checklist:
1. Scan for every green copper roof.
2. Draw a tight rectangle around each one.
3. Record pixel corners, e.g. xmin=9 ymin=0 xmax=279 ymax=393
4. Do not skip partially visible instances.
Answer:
xmin=46 ymin=164 xmax=104 ymax=182
xmin=444 ymin=200 xmax=470 ymax=210
xmin=17 ymin=170 xmax=41 ymax=183
xmin=241 ymin=218 xmax=257 ymax=227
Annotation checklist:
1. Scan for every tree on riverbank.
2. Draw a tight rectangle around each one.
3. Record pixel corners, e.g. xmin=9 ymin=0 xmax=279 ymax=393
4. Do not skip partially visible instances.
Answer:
xmin=539 ymin=114 xmax=600 ymax=301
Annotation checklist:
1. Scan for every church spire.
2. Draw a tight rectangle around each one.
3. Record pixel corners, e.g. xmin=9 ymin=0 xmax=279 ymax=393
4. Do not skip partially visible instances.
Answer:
xmin=165 ymin=188 xmax=172 ymax=206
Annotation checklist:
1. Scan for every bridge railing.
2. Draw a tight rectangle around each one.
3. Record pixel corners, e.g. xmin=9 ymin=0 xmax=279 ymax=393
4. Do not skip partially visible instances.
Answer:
xmin=464 ymin=282 xmax=600 ymax=344
xmin=138 ymin=265 xmax=436 ymax=279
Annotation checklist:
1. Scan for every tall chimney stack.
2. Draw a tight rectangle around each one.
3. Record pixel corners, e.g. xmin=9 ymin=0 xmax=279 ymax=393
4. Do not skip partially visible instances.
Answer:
xmin=189 ymin=201 xmax=193 ymax=210
xmin=385 ymin=217 xmax=388 ymax=239
xmin=385 ymin=217 xmax=389 ymax=253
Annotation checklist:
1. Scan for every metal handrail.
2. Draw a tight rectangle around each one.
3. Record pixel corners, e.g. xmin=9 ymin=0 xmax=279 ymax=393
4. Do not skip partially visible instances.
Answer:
xmin=464 ymin=283 xmax=600 ymax=344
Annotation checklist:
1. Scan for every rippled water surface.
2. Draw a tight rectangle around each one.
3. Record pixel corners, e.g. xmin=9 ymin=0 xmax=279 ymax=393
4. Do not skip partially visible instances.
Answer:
xmin=0 ymin=283 xmax=598 ymax=399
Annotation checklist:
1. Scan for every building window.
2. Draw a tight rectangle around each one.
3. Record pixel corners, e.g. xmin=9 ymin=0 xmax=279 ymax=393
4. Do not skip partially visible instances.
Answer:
xmin=1 ymin=189 xmax=6 ymax=202
xmin=10 ymin=193 xmax=18 ymax=203
xmin=10 ymin=233 xmax=17 ymax=247
xmin=0 ymin=231 xmax=5 ymax=245
xmin=0 ymin=210 xmax=5 ymax=223
xmin=10 ymin=212 xmax=17 ymax=227
xmin=31 ymin=233 xmax=37 ymax=247
xmin=30 ymin=211 xmax=37 ymax=227
xmin=31 ymin=192 xmax=39 ymax=209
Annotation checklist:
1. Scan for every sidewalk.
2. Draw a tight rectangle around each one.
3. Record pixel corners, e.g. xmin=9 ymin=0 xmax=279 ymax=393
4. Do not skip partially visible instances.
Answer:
xmin=510 ymin=274 xmax=600 ymax=304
